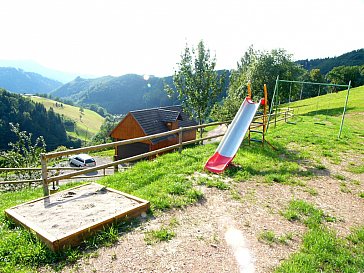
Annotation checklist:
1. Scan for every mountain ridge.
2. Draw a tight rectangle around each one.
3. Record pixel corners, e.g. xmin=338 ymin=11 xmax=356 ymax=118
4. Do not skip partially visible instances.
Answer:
xmin=0 ymin=67 xmax=62 ymax=94
xmin=296 ymin=48 xmax=364 ymax=74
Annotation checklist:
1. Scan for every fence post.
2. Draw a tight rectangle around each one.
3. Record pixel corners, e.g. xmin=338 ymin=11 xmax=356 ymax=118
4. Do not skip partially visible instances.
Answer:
xmin=41 ymin=153 xmax=49 ymax=196
xmin=178 ymin=127 xmax=183 ymax=153
xmin=113 ymin=155 xmax=119 ymax=173
xmin=284 ymin=110 xmax=287 ymax=122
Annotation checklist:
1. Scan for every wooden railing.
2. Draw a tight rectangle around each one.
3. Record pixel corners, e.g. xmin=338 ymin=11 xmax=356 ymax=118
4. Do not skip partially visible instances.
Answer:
xmin=1 ymin=108 xmax=294 ymax=195
xmin=0 ymin=166 xmax=114 ymax=186
xmin=38 ymin=121 xmax=228 ymax=196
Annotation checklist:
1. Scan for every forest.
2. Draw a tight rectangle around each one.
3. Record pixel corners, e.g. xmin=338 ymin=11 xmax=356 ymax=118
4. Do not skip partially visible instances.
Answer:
xmin=0 ymin=89 xmax=81 ymax=151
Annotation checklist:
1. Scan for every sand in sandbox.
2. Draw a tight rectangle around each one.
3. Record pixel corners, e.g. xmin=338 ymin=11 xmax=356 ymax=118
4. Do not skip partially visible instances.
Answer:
xmin=6 ymin=183 xmax=149 ymax=241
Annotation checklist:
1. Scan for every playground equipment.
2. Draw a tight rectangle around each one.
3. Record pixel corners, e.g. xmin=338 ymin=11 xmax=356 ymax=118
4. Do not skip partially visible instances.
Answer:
xmin=267 ymin=76 xmax=351 ymax=139
xmin=204 ymin=83 xmax=268 ymax=174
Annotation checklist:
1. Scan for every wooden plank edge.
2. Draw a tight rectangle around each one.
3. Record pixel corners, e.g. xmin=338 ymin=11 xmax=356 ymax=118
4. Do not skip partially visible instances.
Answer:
xmin=53 ymin=202 xmax=149 ymax=251
xmin=4 ymin=208 xmax=58 ymax=251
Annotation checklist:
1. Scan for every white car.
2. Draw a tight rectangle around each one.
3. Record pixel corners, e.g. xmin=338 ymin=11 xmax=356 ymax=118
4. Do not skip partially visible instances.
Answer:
xmin=69 ymin=154 xmax=96 ymax=167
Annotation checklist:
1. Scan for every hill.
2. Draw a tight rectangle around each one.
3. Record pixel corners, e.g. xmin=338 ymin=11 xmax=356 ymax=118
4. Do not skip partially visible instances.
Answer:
xmin=0 ymin=89 xmax=80 ymax=151
xmin=51 ymin=74 xmax=176 ymax=114
xmin=51 ymin=71 xmax=229 ymax=115
xmin=296 ymin=48 xmax=364 ymax=74
xmin=0 ymin=67 xmax=62 ymax=94
xmin=0 ymin=60 xmax=82 ymax=83
xmin=29 ymin=96 xmax=104 ymax=141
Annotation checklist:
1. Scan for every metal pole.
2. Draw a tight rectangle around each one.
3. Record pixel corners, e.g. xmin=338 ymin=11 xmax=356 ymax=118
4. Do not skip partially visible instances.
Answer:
xmin=288 ymin=83 xmax=292 ymax=105
xmin=338 ymin=81 xmax=351 ymax=139
xmin=274 ymin=80 xmax=279 ymax=128
xmin=299 ymin=84 xmax=304 ymax=100
xmin=277 ymin=79 xmax=349 ymax=88
xmin=41 ymin=153 xmax=49 ymax=196
xmin=263 ymin=84 xmax=268 ymax=133
xmin=266 ymin=75 xmax=279 ymax=132
xmin=315 ymin=85 xmax=321 ymax=116
xmin=263 ymin=84 xmax=268 ymax=145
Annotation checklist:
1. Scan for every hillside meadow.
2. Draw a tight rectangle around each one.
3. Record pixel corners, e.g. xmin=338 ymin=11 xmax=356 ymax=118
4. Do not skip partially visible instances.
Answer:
xmin=29 ymin=96 xmax=104 ymax=140
xmin=0 ymin=86 xmax=363 ymax=272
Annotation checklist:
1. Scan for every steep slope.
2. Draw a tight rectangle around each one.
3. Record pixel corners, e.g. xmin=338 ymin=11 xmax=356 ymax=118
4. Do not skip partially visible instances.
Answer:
xmin=30 ymin=96 xmax=104 ymax=141
xmin=0 ymin=67 xmax=62 ymax=94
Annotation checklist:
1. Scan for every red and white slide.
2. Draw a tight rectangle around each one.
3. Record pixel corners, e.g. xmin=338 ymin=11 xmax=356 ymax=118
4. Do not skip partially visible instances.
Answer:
xmin=204 ymin=97 xmax=262 ymax=173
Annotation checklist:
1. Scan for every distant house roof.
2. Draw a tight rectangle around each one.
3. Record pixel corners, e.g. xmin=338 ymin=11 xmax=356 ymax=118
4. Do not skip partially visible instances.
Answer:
xmin=130 ymin=105 xmax=197 ymax=144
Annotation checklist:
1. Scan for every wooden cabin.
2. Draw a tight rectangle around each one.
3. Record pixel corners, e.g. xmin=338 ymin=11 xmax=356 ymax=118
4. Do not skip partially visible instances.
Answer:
xmin=109 ymin=106 xmax=197 ymax=160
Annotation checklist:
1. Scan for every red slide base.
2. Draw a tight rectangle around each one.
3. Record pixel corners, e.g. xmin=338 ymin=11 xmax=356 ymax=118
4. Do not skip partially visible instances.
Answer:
xmin=204 ymin=152 xmax=234 ymax=174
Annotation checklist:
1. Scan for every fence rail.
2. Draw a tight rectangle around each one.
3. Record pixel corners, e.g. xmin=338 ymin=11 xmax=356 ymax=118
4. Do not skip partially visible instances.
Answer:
xmin=1 ymin=108 xmax=294 ymax=194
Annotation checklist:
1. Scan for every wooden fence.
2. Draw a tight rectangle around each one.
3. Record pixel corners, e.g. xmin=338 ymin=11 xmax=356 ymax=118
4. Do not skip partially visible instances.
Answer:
xmin=0 ymin=108 xmax=293 ymax=196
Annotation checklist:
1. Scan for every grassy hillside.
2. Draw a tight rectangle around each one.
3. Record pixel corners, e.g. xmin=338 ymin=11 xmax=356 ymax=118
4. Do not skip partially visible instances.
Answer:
xmin=1 ymin=86 xmax=363 ymax=272
xmin=29 ymin=96 xmax=104 ymax=140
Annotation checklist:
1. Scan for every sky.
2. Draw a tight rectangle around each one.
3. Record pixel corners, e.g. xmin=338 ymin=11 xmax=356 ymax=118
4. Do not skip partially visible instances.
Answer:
xmin=0 ymin=0 xmax=363 ymax=78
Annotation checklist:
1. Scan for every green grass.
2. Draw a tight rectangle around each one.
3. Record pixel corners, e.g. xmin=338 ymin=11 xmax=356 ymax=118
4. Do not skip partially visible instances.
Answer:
xmin=276 ymin=200 xmax=364 ymax=272
xmin=269 ymin=85 xmax=364 ymax=164
xmin=2 ymin=85 xmax=363 ymax=272
xmin=281 ymin=199 xmax=331 ymax=229
xmin=144 ymin=218 xmax=178 ymax=245
xmin=348 ymin=164 xmax=364 ymax=174
xmin=258 ymin=230 xmax=293 ymax=246
xmin=144 ymin=228 xmax=176 ymax=245
xmin=29 ymin=96 xmax=104 ymax=140
xmin=89 ymin=149 xmax=115 ymax=157
xmin=196 ymin=176 xmax=230 ymax=190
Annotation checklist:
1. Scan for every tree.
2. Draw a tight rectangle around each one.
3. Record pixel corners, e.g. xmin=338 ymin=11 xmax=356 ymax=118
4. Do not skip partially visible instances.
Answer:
xmin=1 ymin=123 xmax=46 ymax=180
xmin=212 ymin=47 xmax=304 ymax=121
xmin=326 ymin=65 xmax=364 ymax=87
xmin=166 ymin=41 xmax=225 ymax=137
xmin=79 ymin=106 xmax=84 ymax=121
xmin=91 ymin=116 xmax=119 ymax=144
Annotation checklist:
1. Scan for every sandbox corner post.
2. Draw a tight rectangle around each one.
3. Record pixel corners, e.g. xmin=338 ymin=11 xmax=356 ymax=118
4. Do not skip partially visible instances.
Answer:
xmin=41 ymin=153 xmax=49 ymax=196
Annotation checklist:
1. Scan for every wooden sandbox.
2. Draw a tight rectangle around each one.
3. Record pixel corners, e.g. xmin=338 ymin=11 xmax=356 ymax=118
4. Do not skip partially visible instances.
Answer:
xmin=5 ymin=183 xmax=150 ymax=251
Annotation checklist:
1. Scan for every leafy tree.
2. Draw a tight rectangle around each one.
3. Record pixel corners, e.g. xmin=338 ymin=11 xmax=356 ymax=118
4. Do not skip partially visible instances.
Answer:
xmin=298 ymin=69 xmax=327 ymax=99
xmin=91 ymin=116 xmax=120 ymax=144
xmin=1 ymin=123 xmax=46 ymax=180
xmin=326 ymin=65 xmax=364 ymax=87
xmin=79 ymin=106 xmax=84 ymax=121
xmin=212 ymin=47 xmax=304 ymax=121
xmin=166 ymin=40 xmax=226 ymax=137
xmin=0 ymin=89 xmax=80 ymax=151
